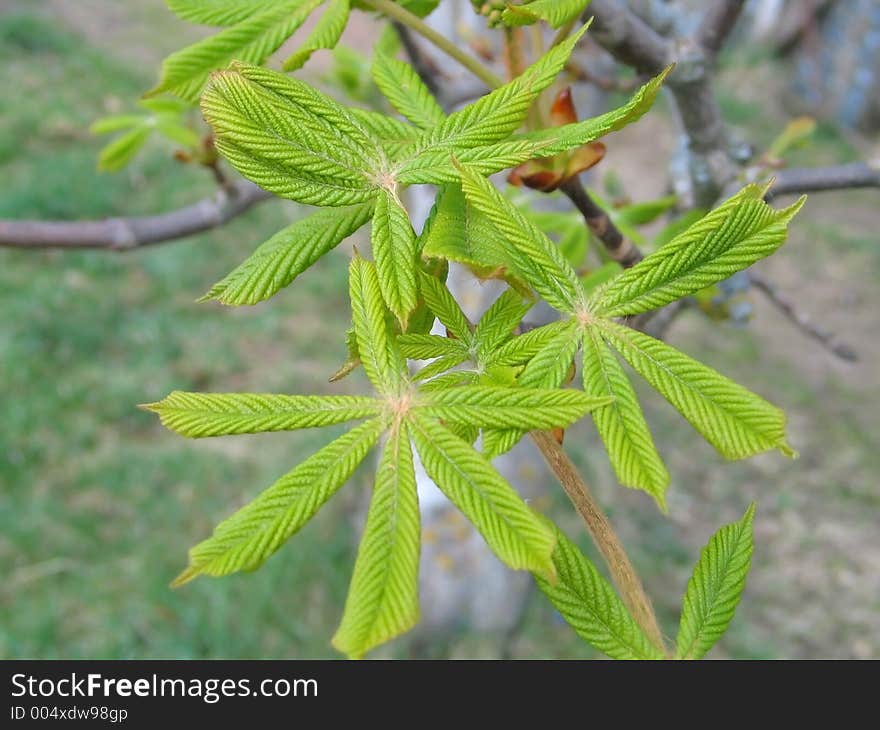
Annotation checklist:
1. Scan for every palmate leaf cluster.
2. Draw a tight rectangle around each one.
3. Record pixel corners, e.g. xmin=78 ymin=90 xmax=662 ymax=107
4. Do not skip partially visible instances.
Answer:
xmin=142 ymin=0 xmax=804 ymax=658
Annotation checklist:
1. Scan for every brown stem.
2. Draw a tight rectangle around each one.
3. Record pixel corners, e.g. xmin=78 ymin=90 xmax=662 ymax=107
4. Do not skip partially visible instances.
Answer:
xmin=530 ymin=430 xmax=666 ymax=652
xmin=560 ymin=178 xmax=645 ymax=268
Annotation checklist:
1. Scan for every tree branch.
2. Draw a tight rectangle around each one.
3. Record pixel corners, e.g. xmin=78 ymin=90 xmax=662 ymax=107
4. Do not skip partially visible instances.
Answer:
xmin=583 ymin=0 xmax=671 ymax=74
xmin=697 ymin=0 xmax=748 ymax=58
xmin=767 ymin=162 xmax=880 ymax=200
xmin=0 ymin=179 xmax=272 ymax=251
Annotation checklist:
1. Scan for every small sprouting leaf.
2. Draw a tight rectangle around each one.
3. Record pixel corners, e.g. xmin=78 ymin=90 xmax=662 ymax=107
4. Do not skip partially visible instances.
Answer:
xmin=600 ymin=322 xmax=794 ymax=460
xmin=676 ymin=504 xmax=756 ymax=659
xmin=333 ymin=423 xmax=420 ymax=659
xmin=96 ymin=126 xmax=151 ymax=172
xmin=503 ymin=0 xmax=592 ymax=29
xmin=203 ymin=203 xmax=373 ymax=305
xmin=372 ymin=53 xmax=445 ymax=130
xmin=142 ymin=391 xmax=380 ymax=436
xmin=372 ymin=190 xmax=419 ymax=328
xmin=349 ymin=256 xmax=406 ymax=395
xmin=421 ymin=386 xmax=610 ymax=430
xmin=593 ymin=185 xmax=806 ymax=317
xmin=172 ymin=418 xmax=384 ymax=585
xmin=457 ymin=164 xmax=582 ymax=312
xmin=149 ymin=0 xmax=323 ymax=102
xmin=90 ymin=115 xmax=145 ymax=135
xmin=410 ymin=414 xmax=556 ymax=579
xmin=535 ymin=523 xmax=665 ymax=660
xmin=283 ymin=0 xmax=350 ymax=70
xmin=582 ymin=328 xmax=669 ymax=509
xmin=202 ymin=64 xmax=382 ymax=206
xmin=166 ymin=0 xmax=283 ymax=26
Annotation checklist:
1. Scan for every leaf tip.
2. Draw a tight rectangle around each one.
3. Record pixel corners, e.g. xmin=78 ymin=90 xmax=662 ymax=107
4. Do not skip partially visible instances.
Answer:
xmin=170 ymin=564 xmax=200 ymax=588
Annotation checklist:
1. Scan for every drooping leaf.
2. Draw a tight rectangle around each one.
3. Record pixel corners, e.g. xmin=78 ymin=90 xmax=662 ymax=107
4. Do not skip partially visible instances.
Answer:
xmin=676 ymin=504 xmax=756 ymax=659
xmin=594 ymin=186 xmax=806 ymax=317
xmin=372 ymin=189 xmax=419 ymax=328
xmin=600 ymin=322 xmax=794 ymax=460
xmin=333 ymin=423 xmax=420 ymax=658
xmin=458 ymin=165 xmax=582 ymax=312
xmin=149 ymin=0 xmax=323 ymax=102
xmin=283 ymin=0 xmax=350 ymax=70
xmin=202 ymin=203 xmax=373 ymax=305
xmin=535 ymin=523 xmax=665 ymax=660
xmin=372 ymin=53 xmax=445 ymax=130
xmin=582 ymin=328 xmax=669 ymax=509
xmin=349 ymin=256 xmax=406 ymax=395
xmin=201 ymin=63 xmax=382 ymax=206
xmin=420 ymin=386 xmax=610 ymax=430
xmin=410 ymin=414 xmax=556 ymax=579
xmin=503 ymin=0 xmax=592 ymax=29
xmin=143 ymin=391 xmax=381 ymax=436
xmin=172 ymin=418 xmax=384 ymax=585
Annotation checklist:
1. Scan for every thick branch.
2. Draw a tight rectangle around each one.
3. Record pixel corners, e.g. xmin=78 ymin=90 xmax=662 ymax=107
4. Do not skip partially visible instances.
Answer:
xmin=767 ymin=162 xmax=880 ymax=200
xmin=531 ymin=430 xmax=666 ymax=652
xmin=697 ymin=0 xmax=748 ymax=58
xmin=584 ymin=0 xmax=671 ymax=74
xmin=0 ymin=179 xmax=271 ymax=250
xmin=560 ymin=178 xmax=644 ymax=268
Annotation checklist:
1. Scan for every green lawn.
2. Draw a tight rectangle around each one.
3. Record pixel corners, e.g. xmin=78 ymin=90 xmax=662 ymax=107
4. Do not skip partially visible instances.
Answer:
xmin=1 ymin=5 xmax=877 ymax=660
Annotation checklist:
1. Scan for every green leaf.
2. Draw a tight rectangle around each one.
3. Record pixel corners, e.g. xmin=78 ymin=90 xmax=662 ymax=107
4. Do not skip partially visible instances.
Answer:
xmin=491 ymin=318 xmax=574 ymax=367
xmin=398 ymin=333 xmax=466 ymax=361
xmin=173 ymin=418 xmax=383 ymax=584
xmin=90 ymin=115 xmax=145 ymax=135
xmin=333 ymin=423 xmax=420 ymax=658
xmin=201 ymin=64 xmax=382 ymax=206
xmin=458 ymin=165 xmax=582 ymax=312
xmin=594 ymin=185 xmax=806 ymax=317
xmin=535 ymin=523 xmax=665 ymax=660
xmin=283 ymin=0 xmax=350 ymax=71
xmin=398 ymin=26 xmax=588 ymax=174
xmin=349 ymin=256 xmax=406 ymax=395
xmin=417 ymin=269 xmax=473 ymax=343
xmin=474 ymin=289 xmax=532 ymax=357
xmin=503 ymin=0 xmax=592 ymax=29
xmin=154 ymin=119 xmax=202 ymax=148
xmin=600 ymin=322 xmax=794 ymax=460
xmin=203 ymin=203 xmax=373 ymax=305
xmin=412 ymin=353 xmax=469 ymax=382
xmin=166 ymin=0 xmax=283 ymax=26
xmin=348 ymin=109 xmax=420 ymax=158
xmin=420 ymin=184 xmax=527 ymax=286
xmin=676 ymin=504 xmax=756 ymax=659
xmin=582 ymin=328 xmax=669 ymax=509
xmin=372 ymin=53 xmax=444 ymax=130
xmin=420 ymin=386 xmax=611 ymax=430
xmin=149 ymin=0 xmax=323 ymax=102
xmin=96 ymin=126 xmax=151 ymax=172
xmin=410 ymin=414 xmax=556 ymax=579
xmin=517 ymin=67 xmax=671 ymax=158
xmin=143 ymin=391 xmax=380 ymax=437
xmin=372 ymin=190 xmax=419 ymax=328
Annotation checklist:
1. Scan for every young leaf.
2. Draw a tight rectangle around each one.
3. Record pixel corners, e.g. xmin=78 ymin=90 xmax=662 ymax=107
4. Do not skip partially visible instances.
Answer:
xmin=167 ymin=0 xmax=283 ymax=26
xmin=534 ymin=523 xmax=665 ymax=660
xmin=417 ymin=269 xmax=473 ymax=343
xmin=410 ymin=414 xmax=556 ymax=579
xmin=349 ymin=256 xmax=405 ymax=395
xmin=503 ymin=0 xmax=592 ymax=29
xmin=201 ymin=63 xmax=382 ymax=205
xmin=676 ymin=504 xmax=756 ymax=659
xmin=173 ymin=418 xmax=384 ymax=584
xmin=283 ymin=0 xmax=350 ymax=71
xmin=421 ymin=386 xmax=611 ymax=430
xmin=333 ymin=423 xmax=420 ymax=659
xmin=458 ymin=164 xmax=582 ymax=312
xmin=202 ymin=202 xmax=373 ymax=305
xmin=149 ymin=0 xmax=323 ymax=102
xmin=96 ymin=126 xmax=151 ymax=172
xmin=594 ymin=186 xmax=806 ymax=317
xmin=348 ymin=109 xmax=420 ymax=158
xmin=582 ymin=328 xmax=669 ymax=510
xmin=372 ymin=190 xmax=419 ymax=328
xmin=398 ymin=333 xmax=466 ymax=361
xmin=491 ymin=318 xmax=575 ymax=367
xmin=600 ymin=322 xmax=794 ymax=460
xmin=473 ymin=289 xmax=532 ymax=357
xmin=372 ymin=53 xmax=445 ymax=130
xmin=143 ymin=391 xmax=381 ymax=436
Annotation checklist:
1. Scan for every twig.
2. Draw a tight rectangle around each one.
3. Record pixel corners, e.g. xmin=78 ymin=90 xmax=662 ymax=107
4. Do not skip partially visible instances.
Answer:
xmin=749 ymin=272 xmax=857 ymax=362
xmin=392 ymin=21 xmax=443 ymax=94
xmin=530 ymin=430 xmax=666 ymax=653
xmin=767 ymin=162 xmax=880 ymax=200
xmin=560 ymin=178 xmax=644 ymax=268
xmin=0 ymin=179 xmax=271 ymax=250
xmin=697 ymin=0 xmax=748 ymax=58
xmin=631 ymin=298 xmax=692 ymax=338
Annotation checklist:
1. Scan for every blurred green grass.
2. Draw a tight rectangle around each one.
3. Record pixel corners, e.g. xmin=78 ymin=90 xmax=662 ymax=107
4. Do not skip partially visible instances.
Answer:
xmin=1 ymin=6 xmax=878 ymax=660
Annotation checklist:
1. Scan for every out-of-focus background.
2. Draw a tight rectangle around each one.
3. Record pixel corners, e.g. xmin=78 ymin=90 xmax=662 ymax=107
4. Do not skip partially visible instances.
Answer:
xmin=1 ymin=0 xmax=877 ymax=659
